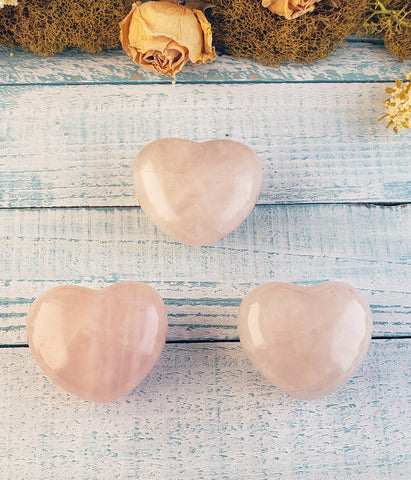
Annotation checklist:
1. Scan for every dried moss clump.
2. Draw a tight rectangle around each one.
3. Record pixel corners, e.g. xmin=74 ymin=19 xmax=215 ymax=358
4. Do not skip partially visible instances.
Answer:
xmin=1 ymin=0 xmax=408 ymax=62
xmin=360 ymin=0 xmax=411 ymax=60
xmin=209 ymin=0 xmax=369 ymax=66
xmin=0 ymin=0 xmax=134 ymax=55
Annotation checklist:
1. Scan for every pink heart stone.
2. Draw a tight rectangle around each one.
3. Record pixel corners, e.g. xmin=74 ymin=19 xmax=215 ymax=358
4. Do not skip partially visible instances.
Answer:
xmin=133 ymin=138 xmax=262 ymax=246
xmin=26 ymin=282 xmax=168 ymax=403
xmin=238 ymin=282 xmax=373 ymax=399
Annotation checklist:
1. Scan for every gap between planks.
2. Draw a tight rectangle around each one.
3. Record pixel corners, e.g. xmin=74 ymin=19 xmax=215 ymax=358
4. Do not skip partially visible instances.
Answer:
xmin=0 ymin=80 xmax=404 ymax=88
xmin=0 ymin=202 xmax=409 ymax=211
xmin=1 ymin=337 xmax=411 ymax=349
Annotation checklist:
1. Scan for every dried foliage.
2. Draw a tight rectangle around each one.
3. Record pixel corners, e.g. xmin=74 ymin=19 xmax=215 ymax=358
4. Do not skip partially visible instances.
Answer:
xmin=208 ymin=0 xmax=368 ymax=66
xmin=0 ymin=0 xmax=409 ymax=63
xmin=0 ymin=0 xmax=134 ymax=55
xmin=360 ymin=0 xmax=411 ymax=60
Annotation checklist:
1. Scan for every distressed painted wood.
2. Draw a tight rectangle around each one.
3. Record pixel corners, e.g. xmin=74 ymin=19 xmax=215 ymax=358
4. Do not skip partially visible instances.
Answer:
xmin=1 ymin=204 xmax=409 ymax=345
xmin=1 ymin=42 xmax=410 ymax=85
xmin=1 ymin=83 xmax=410 ymax=208
xmin=1 ymin=340 xmax=410 ymax=479
xmin=1 ymin=39 xmax=410 ymax=479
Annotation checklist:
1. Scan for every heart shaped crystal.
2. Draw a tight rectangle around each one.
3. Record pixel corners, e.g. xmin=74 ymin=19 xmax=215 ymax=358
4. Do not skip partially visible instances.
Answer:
xmin=133 ymin=138 xmax=262 ymax=246
xmin=26 ymin=282 xmax=168 ymax=403
xmin=238 ymin=282 xmax=373 ymax=399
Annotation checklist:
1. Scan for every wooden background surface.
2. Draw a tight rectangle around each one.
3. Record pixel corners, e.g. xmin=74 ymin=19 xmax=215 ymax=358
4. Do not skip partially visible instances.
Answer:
xmin=0 ymin=38 xmax=410 ymax=479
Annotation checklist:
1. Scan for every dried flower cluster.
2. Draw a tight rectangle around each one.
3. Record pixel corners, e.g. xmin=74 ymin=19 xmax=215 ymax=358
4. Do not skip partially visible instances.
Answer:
xmin=379 ymin=73 xmax=411 ymax=132
xmin=262 ymin=0 xmax=321 ymax=20
xmin=0 ymin=0 xmax=18 ymax=8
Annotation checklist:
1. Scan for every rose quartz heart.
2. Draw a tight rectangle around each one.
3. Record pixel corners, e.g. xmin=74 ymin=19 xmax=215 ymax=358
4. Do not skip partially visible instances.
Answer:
xmin=26 ymin=282 xmax=168 ymax=403
xmin=238 ymin=282 xmax=373 ymax=399
xmin=133 ymin=138 xmax=262 ymax=246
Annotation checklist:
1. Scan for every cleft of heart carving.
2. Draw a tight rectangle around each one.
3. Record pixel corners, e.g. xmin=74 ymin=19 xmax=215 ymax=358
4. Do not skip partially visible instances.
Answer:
xmin=133 ymin=138 xmax=262 ymax=246
xmin=26 ymin=282 xmax=168 ymax=403
xmin=238 ymin=281 xmax=373 ymax=400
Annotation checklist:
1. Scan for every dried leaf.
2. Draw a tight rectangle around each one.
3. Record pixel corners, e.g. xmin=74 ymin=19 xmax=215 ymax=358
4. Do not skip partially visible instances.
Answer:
xmin=184 ymin=0 xmax=213 ymax=13
xmin=157 ymin=0 xmax=213 ymax=12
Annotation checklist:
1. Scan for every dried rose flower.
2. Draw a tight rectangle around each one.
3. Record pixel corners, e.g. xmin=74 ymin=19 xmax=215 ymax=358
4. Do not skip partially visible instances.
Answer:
xmin=262 ymin=0 xmax=322 ymax=20
xmin=379 ymin=73 xmax=411 ymax=133
xmin=120 ymin=1 xmax=216 ymax=76
xmin=0 ymin=0 xmax=18 ymax=7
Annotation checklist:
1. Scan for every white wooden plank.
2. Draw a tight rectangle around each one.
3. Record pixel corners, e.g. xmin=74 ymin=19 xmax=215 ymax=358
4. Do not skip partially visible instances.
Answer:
xmin=1 ymin=82 xmax=410 ymax=207
xmin=1 ymin=204 xmax=409 ymax=344
xmin=1 ymin=42 xmax=410 ymax=85
xmin=1 ymin=340 xmax=410 ymax=479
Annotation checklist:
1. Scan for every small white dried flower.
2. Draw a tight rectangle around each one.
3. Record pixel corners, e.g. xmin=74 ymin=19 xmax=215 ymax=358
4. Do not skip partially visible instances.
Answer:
xmin=379 ymin=73 xmax=411 ymax=133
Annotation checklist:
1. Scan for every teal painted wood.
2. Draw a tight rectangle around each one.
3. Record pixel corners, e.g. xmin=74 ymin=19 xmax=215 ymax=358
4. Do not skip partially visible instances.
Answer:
xmin=1 ymin=82 xmax=410 ymax=208
xmin=1 ymin=341 xmax=410 ymax=479
xmin=1 ymin=42 xmax=410 ymax=85
xmin=1 ymin=204 xmax=409 ymax=345
xmin=0 ymin=41 xmax=410 ymax=480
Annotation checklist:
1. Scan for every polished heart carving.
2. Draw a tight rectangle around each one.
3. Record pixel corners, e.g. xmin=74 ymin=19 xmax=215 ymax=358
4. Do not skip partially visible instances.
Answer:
xmin=238 ymin=282 xmax=373 ymax=400
xmin=26 ymin=282 xmax=168 ymax=403
xmin=133 ymin=138 xmax=262 ymax=246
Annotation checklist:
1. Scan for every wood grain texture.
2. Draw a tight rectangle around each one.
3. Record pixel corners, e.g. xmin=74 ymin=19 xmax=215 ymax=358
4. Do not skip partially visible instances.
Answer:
xmin=1 ymin=340 xmax=410 ymax=479
xmin=1 ymin=37 xmax=410 ymax=480
xmin=1 ymin=83 xmax=410 ymax=208
xmin=1 ymin=204 xmax=409 ymax=344
xmin=1 ymin=42 xmax=410 ymax=85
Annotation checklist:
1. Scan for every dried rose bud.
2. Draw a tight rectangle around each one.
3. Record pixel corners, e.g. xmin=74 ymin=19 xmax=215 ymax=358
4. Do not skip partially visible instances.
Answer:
xmin=0 ymin=0 xmax=19 ymax=7
xmin=262 ymin=0 xmax=322 ymax=20
xmin=120 ymin=1 xmax=216 ymax=76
